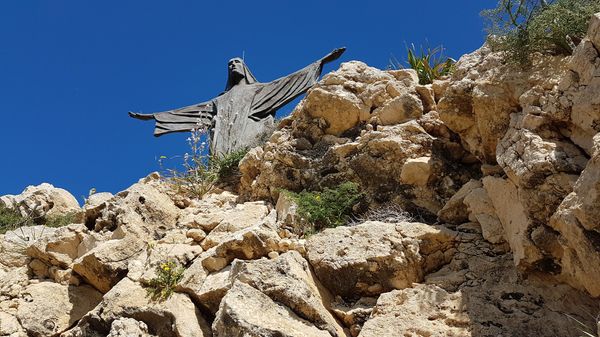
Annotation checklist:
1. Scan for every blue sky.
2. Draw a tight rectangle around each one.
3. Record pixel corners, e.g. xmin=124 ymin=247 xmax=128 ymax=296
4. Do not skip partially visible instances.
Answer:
xmin=0 ymin=1 xmax=494 ymax=202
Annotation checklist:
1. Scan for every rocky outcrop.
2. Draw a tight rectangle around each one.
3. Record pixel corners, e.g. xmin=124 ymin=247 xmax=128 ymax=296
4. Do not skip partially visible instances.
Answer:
xmin=0 ymin=183 xmax=81 ymax=219
xmin=3 ymin=15 xmax=600 ymax=336
xmin=239 ymin=61 xmax=479 ymax=217
xmin=432 ymin=13 xmax=600 ymax=299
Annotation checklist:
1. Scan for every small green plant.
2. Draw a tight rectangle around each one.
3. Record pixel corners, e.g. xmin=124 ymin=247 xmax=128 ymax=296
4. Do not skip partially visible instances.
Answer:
xmin=160 ymin=128 xmax=252 ymax=198
xmin=0 ymin=204 xmax=26 ymax=234
xmin=210 ymin=147 xmax=249 ymax=182
xmin=145 ymin=259 xmax=185 ymax=301
xmin=285 ymin=182 xmax=363 ymax=233
xmin=482 ymin=0 xmax=600 ymax=66
xmin=44 ymin=212 xmax=78 ymax=228
xmin=390 ymin=44 xmax=455 ymax=85
xmin=160 ymin=127 xmax=218 ymax=199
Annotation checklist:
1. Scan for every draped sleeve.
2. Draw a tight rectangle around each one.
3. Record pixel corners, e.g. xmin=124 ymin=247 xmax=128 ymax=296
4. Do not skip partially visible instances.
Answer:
xmin=248 ymin=61 xmax=323 ymax=120
xmin=132 ymin=101 xmax=216 ymax=136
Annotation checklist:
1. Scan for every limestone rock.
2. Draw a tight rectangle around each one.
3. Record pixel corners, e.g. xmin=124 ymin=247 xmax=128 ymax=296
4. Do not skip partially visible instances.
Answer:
xmin=27 ymin=224 xmax=103 ymax=269
xmin=213 ymin=281 xmax=332 ymax=337
xmin=462 ymin=187 xmax=505 ymax=244
xmin=200 ymin=211 xmax=281 ymax=272
xmin=1 ymin=226 xmax=57 ymax=268
xmin=400 ymin=156 xmax=432 ymax=186
xmin=107 ymin=318 xmax=153 ymax=337
xmin=70 ymin=278 xmax=211 ymax=337
xmin=0 ymin=311 xmax=24 ymax=336
xmin=93 ymin=178 xmax=180 ymax=237
xmin=482 ymin=177 xmax=541 ymax=267
xmin=437 ymin=44 xmax=568 ymax=163
xmin=132 ymin=242 xmax=202 ymax=283
xmin=306 ymin=221 xmax=455 ymax=297
xmin=230 ymin=251 xmax=347 ymax=337
xmin=201 ymin=201 xmax=270 ymax=250
xmin=83 ymin=192 xmax=113 ymax=229
xmin=177 ymin=265 xmax=231 ymax=314
xmin=17 ymin=282 xmax=102 ymax=337
xmin=239 ymin=60 xmax=476 ymax=215
xmin=72 ymin=236 xmax=145 ymax=293
xmin=9 ymin=183 xmax=81 ymax=219
xmin=550 ymin=133 xmax=600 ymax=296
xmin=330 ymin=297 xmax=377 ymax=337
xmin=438 ymin=179 xmax=482 ymax=224
xmin=358 ymin=284 xmax=470 ymax=337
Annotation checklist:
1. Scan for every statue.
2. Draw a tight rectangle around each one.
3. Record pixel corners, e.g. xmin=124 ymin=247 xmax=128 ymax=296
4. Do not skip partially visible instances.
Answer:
xmin=129 ymin=47 xmax=346 ymax=155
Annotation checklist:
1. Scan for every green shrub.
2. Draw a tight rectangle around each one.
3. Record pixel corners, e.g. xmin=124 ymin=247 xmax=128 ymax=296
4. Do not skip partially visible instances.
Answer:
xmin=160 ymin=128 xmax=218 ymax=199
xmin=390 ymin=44 xmax=455 ymax=85
xmin=482 ymin=0 xmax=600 ymax=66
xmin=160 ymin=129 xmax=251 ymax=198
xmin=0 ymin=205 xmax=25 ymax=234
xmin=285 ymin=182 xmax=363 ymax=232
xmin=210 ymin=147 xmax=249 ymax=181
xmin=45 ymin=212 xmax=78 ymax=228
xmin=145 ymin=259 xmax=185 ymax=301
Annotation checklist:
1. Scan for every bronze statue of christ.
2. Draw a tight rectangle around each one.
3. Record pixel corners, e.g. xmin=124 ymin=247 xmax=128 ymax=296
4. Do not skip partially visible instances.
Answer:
xmin=129 ymin=47 xmax=345 ymax=155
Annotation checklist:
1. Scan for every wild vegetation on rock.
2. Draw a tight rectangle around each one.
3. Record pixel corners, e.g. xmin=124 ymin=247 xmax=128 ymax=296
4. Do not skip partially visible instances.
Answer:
xmin=482 ymin=0 xmax=600 ymax=66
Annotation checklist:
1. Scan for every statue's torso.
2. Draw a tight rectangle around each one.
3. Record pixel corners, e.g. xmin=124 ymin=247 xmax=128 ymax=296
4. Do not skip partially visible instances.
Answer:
xmin=210 ymin=84 xmax=274 ymax=155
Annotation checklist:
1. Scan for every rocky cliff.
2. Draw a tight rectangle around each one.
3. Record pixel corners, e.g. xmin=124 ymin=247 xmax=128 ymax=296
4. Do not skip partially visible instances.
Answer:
xmin=2 ymin=13 xmax=600 ymax=337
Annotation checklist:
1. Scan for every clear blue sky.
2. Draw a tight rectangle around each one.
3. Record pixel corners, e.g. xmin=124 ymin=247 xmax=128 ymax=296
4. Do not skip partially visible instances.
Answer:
xmin=0 ymin=1 xmax=494 ymax=202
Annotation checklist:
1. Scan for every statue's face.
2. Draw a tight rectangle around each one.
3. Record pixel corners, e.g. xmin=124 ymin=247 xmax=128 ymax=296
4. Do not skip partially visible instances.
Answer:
xmin=228 ymin=59 xmax=245 ymax=78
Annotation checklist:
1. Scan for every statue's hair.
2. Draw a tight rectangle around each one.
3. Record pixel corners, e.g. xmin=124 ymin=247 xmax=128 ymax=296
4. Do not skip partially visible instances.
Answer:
xmin=224 ymin=58 xmax=258 ymax=92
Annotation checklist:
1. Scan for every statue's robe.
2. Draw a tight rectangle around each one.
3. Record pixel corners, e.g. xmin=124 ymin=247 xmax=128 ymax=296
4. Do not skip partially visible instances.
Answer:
xmin=143 ymin=60 xmax=323 ymax=154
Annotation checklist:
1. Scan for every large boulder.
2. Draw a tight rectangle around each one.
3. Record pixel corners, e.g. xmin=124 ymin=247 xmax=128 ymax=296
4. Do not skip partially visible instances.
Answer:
xmin=16 ymin=282 xmax=102 ymax=337
xmin=2 ymin=183 xmax=81 ymax=219
xmin=306 ymin=221 xmax=455 ymax=298
xmin=72 ymin=236 xmax=145 ymax=293
xmin=358 ymin=284 xmax=469 ymax=337
xmin=212 ymin=281 xmax=332 ymax=337
xmin=304 ymin=61 xmax=423 ymax=135
xmin=93 ymin=175 xmax=180 ymax=238
xmin=230 ymin=251 xmax=347 ymax=336
xmin=67 ymin=278 xmax=211 ymax=337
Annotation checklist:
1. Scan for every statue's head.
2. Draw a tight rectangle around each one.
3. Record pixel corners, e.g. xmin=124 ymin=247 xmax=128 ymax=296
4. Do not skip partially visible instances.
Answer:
xmin=224 ymin=58 xmax=257 ymax=91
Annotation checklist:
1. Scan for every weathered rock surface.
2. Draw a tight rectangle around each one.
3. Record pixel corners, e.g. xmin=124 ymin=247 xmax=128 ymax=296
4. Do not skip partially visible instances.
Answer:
xmin=17 ymin=282 xmax=102 ymax=337
xmin=1 ymin=183 xmax=81 ymax=219
xmin=306 ymin=221 xmax=456 ymax=298
xmin=92 ymin=175 xmax=180 ymax=237
xmin=106 ymin=318 xmax=153 ymax=337
xmin=230 ymin=251 xmax=347 ymax=336
xmin=358 ymin=284 xmax=469 ymax=337
xmin=72 ymin=236 xmax=145 ymax=293
xmin=213 ymin=281 xmax=332 ymax=337
xmin=550 ymin=133 xmax=600 ymax=296
xmin=67 ymin=278 xmax=211 ymax=337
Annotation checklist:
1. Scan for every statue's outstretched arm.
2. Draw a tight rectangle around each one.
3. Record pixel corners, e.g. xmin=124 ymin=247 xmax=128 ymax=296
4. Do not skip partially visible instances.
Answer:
xmin=320 ymin=47 xmax=346 ymax=65
xmin=129 ymin=101 xmax=215 ymax=136
xmin=249 ymin=48 xmax=346 ymax=120
xmin=129 ymin=111 xmax=154 ymax=120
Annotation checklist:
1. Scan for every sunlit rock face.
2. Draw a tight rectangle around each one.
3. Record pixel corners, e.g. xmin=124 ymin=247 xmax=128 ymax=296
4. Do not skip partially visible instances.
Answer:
xmin=2 ymin=14 xmax=600 ymax=337
xmin=239 ymin=60 xmax=479 ymax=218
